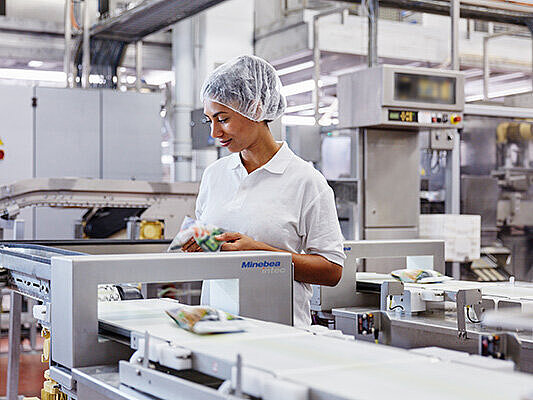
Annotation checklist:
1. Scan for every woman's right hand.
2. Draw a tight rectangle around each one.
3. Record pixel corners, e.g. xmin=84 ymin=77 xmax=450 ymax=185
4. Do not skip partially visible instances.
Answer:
xmin=181 ymin=237 xmax=203 ymax=252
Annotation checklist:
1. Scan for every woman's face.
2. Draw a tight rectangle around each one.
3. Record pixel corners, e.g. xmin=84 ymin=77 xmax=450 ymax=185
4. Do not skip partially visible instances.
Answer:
xmin=203 ymin=100 xmax=262 ymax=153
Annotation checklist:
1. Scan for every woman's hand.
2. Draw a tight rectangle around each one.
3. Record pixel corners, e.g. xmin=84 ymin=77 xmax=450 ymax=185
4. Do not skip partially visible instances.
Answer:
xmin=215 ymin=232 xmax=264 ymax=251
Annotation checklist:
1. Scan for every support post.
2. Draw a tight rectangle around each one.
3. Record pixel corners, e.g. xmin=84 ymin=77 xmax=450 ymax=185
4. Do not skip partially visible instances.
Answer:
xmin=367 ymin=0 xmax=379 ymax=67
xmin=6 ymin=291 xmax=22 ymax=400
xmin=312 ymin=16 xmax=320 ymax=124
xmin=451 ymin=0 xmax=460 ymax=71
xmin=82 ymin=0 xmax=91 ymax=88
xmin=135 ymin=41 xmax=143 ymax=91
xmin=64 ymin=0 xmax=73 ymax=88
xmin=172 ymin=20 xmax=194 ymax=181
xmin=483 ymin=36 xmax=489 ymax=100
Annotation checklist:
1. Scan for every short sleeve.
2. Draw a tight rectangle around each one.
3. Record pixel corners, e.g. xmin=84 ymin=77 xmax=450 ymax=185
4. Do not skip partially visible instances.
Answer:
xmin=301 ymin=187 xmax=346 ymax=267
xmin=195 ymin=169 xmax=209 ymax=221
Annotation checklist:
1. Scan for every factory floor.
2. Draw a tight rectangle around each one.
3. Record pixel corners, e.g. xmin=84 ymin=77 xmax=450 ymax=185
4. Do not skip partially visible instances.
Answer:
xmin=0 ymin=336 xmax=46 ymax=398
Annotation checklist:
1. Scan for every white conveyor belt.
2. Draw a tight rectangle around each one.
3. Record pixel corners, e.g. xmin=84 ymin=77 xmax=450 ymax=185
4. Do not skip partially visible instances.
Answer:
xmin=99 ymin=299 xmax=533 ymax=400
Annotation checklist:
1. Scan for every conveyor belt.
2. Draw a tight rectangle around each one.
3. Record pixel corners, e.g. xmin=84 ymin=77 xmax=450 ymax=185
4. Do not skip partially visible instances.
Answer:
xmin=97 ymin=299 xmax=533 ymax=400
xmin=91 ymin=0 xmax=227 ymax=42
xmin=0 ymin=243 xmax=85 ymax=300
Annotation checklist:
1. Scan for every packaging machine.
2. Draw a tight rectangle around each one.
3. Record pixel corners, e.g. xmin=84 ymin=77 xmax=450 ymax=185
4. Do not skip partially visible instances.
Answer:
xmin=2 ymin=240 xmax=533 ymax=399
xmin=309 ymin=239 xmax=533 ymax=373
xmin=0 ymin=177 xmax=199 ymax=240
xmin=0 ymin=243 xmax=292 ymax=398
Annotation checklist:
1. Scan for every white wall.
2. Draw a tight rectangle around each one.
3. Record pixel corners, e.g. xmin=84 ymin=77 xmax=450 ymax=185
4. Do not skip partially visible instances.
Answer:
xmin=6 ymin=0 xmax=99 ymax=25
xmin=204 ymin=0 xmax=254 ymax=78
xmin=190 ymin=0 xmax=255 ymax=180
xmin=315 ymin=12 xmax=532 ymax=71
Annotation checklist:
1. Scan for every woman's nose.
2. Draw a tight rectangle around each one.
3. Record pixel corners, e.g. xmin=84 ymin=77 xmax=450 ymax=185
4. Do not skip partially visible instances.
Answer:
xmin=210 ymin=123 xmax=223 ymax=138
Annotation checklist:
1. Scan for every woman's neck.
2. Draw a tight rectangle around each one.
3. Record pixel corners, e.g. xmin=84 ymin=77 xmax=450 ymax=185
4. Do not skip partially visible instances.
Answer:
xmin=240 ymin=127 xmax=282 ymax=174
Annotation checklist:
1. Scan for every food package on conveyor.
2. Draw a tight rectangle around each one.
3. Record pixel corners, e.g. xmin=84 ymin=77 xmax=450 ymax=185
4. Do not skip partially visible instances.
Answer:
xmin=391 ymin=269 xmax=453 ymax=284
xmin=165 ymin=305 xmax=247 ymax=334
xmin=167 ymin=216 xmax=225 ymax=252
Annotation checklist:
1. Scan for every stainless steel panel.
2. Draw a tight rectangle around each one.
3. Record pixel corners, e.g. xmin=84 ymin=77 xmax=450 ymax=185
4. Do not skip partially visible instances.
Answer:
xmin=34 ymin=208 xmax=87 ymax=240
xmin=364 ymin=228 xmax=419 ymax=272
xmin=338 ymin=65 xmax=464 ymax=129
xmin=101 ymin=91 xmax=162 ymax=182
xmin=461 ymin=115 xmax=500 ymax=176
xmin=35 ymin=88 xmax=100 ymax=178
xmin=364 ymin=129 xmax=419 ymax=228
xmin=461 ymin=175 xmax=499 ymax=245
xmin=34 ymin=88 xmax=100 ymax=239
xmin=0 ymin=85 xmax=33 ymax=186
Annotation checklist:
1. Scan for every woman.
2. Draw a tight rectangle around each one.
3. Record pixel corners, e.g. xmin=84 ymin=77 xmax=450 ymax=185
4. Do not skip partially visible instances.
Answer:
xmin=186 ymin=55 xmax=345 ymax=328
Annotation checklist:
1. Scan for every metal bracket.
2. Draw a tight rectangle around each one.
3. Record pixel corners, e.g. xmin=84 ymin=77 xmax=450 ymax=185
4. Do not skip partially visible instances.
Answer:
xmin=456 ymin=288 xmax=482 ymax=339
xmin=380 ymin=281 xmax=404 ymax=311
xmin=479 ymin=332 xmax=522 ymax=371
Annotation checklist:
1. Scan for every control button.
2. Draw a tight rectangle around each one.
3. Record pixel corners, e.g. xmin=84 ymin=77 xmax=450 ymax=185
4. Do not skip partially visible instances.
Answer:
xmin=451 ymin=115 xmax=462 ymax=124
xmin=431 ymin=117 xmax=437 ymax=123
xmin=0 ymin=150 xmax=4 ymax=160
xmin=442 ymin=114 xmax=449 ymax=123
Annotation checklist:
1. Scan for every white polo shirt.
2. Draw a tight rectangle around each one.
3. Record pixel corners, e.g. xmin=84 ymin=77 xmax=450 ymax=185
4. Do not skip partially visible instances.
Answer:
xmin=196 ymin=142 xmax=345 ymax=328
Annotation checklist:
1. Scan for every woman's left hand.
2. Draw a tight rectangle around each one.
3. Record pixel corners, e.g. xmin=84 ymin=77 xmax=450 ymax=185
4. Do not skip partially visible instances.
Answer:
xmin=215 ymin=232 xmax=263 ymax=251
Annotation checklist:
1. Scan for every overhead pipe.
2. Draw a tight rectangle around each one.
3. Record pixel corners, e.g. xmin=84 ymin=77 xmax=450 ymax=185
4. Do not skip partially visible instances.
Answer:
xmin=451 ymin=0 xmax=460 ymax=70
xmin=135 ymin=41 xmax=143 ymax=91
xmin=81 ymin=0 xmax=90 ymax=88
xmin=367 ymin=0 xmax=379 ymax=67
xmin=172 ymin=20 xmax=194 ymax=182
xmin=482 ymin=31 xmax=524 ymax=100
xmin=64 ymin=0 xmax=73 ymax=88
xmin=312 ymin=7 xmax=351 ymax=124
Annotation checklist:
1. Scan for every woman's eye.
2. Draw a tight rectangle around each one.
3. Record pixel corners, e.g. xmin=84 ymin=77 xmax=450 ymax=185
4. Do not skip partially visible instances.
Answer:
xmin=217 ymin=118 xmax=228 ymax=123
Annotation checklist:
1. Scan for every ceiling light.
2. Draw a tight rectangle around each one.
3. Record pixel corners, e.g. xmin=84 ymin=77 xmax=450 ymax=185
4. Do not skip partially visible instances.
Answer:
xmin=0 ymin=68 xmax=65 ymax=82
xmin=281 ymin=115 xmax=316 ymax=126
xmin=28 ymin=60 xmax=44 ymax=68
xmin=277 ymin=61 xmax=314 ymax=76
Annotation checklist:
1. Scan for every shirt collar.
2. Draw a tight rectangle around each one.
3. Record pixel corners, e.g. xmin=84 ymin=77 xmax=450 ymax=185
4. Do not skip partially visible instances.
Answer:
xmin=228 ymin=142 xmax=294 ymax=175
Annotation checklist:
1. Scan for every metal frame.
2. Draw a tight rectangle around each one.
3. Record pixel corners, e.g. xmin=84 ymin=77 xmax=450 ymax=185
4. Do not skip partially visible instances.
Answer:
xmin=0 ymin=178 xmax=199 ymax=218
xmin=50 ymin=251 xmax=293 ymax=369
xmin=311 ymin=239 xmax=445 ymax=312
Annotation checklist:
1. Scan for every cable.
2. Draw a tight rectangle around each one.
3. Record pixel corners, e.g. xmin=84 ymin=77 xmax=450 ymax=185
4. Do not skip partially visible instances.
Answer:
xmin=389 ymin=305 xmax=404 ymax=311
xmin=466 ymin=306 xmax=482 ymax=324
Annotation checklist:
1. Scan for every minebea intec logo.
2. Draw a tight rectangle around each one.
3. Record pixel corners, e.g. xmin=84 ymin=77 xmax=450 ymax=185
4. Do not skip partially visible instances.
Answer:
xmin=241 ymin=260 xmax=286 ymax=274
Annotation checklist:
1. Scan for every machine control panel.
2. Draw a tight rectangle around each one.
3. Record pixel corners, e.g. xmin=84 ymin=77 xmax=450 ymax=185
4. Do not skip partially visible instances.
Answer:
xmin=480 ymin=335 xmax=505 ymax=359
xmin=338 ymin=64 xmax=465 ymax=129
xmin=387 ymin=109 xmax=462 ymax=126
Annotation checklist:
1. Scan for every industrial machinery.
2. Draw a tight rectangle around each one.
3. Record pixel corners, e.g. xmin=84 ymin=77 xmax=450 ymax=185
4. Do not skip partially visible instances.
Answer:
xmin=309 ymin=239 xmax=533 ymax=373
xmin=0 ymin=243 xmax=293 ymax=398
xmin=2 ymin=242 xmax=533 ymax=399
xmin=461 ymin=104 xmax=533 ymax=282
xmin=0 ymin=178 xmax=199 ymax=240
xmin=337 ymin=64 xmax=465 ymax=273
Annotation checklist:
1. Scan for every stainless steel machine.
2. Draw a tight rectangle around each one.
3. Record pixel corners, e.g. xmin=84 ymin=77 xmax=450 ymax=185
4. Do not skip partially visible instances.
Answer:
xmin=461 ymin=104 xmax=533 ymax=282
xmin=0 ymin=243 xmax=293 ymax=398
xmin=337 ymin=64 xmax=465 ymax=273
xmin=3 ymin=241 xmax=533 ymax=399
xmin=0 ymin=178 xmax=199 ymax=240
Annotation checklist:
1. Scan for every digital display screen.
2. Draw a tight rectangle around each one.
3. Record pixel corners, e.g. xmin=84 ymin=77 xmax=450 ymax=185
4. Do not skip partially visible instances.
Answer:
xmin=394 ymin=73 xmax=456 ymax=105
xmin=388 ymin=110 xmax=418 ymax=123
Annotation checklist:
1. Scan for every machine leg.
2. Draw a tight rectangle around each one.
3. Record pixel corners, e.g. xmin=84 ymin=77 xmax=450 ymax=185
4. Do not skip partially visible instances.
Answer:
xmin=7 ymin=291 xmax=22 ymax=400
xmin=28 ymin=298 xmax=37 ymax=350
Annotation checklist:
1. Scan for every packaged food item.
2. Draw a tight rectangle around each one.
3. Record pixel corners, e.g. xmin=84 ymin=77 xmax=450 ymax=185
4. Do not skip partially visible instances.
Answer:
xmin=391 ymin=269 xmax=453 ymax=284
xmin=165 ymin=305 xmax=247 ymax=334
xmin=168 ymin=216 xmax=225 ymax=252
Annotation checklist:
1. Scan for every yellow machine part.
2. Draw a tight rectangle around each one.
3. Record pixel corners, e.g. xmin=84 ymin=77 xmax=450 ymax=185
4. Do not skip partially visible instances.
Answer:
xmin=139 ymin=220 xmax=164 ymax=240
xmin=39 ymin=329 xmax=68 ymax=400
xmin=497 ymin=122 xmax=533 ymax=143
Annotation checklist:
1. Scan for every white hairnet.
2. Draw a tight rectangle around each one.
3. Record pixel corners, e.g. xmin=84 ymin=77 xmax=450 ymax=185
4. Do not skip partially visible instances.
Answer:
xmin=200 ymin=55 xmax=286 ymax=122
